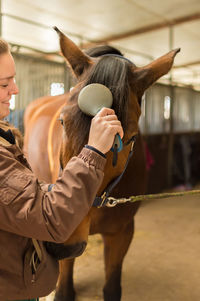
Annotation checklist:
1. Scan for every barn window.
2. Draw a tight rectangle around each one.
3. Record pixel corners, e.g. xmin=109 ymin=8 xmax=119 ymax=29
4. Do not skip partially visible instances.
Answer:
xmin=50 ymin=82 xmax=64 ymax=96
xmin=10 ymin=95 xmax=16 ymax=110
xmin=164 ymin=96 xmax=171 ymax=120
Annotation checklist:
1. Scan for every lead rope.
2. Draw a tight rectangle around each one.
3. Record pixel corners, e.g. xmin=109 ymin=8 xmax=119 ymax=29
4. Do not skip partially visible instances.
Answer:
xmin=105 ymin=189 xmax=200 ymax=207
xmin=30 ymin=239 xmax=42 ymax=283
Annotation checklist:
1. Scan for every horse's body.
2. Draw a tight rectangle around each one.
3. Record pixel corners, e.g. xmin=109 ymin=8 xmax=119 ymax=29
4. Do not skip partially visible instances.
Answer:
xmin=24 ymin=28 xmax=179 ymax=301
xmin=24 ymin=93 xmax=67 ymax=183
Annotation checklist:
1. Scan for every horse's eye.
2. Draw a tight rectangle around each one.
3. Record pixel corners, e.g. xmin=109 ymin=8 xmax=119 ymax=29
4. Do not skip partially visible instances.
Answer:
xmin=58 ymin=118 xmax=64 ymax=126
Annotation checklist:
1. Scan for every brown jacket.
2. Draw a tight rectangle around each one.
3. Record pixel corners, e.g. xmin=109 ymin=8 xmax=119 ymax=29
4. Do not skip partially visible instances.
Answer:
xmin=0 ymin=134 xmax=106 ymax=299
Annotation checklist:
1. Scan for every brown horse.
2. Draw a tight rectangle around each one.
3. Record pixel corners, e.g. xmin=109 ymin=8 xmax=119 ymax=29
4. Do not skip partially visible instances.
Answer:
xmin=24 ymin=28 xmax=179 ymax=301
xmin=23 ymin=93 xmax=67 ymax=183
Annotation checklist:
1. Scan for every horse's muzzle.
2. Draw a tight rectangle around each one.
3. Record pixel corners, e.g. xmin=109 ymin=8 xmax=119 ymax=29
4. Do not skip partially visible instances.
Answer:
xmin=45 ymin=241 xmax=87 ymax=260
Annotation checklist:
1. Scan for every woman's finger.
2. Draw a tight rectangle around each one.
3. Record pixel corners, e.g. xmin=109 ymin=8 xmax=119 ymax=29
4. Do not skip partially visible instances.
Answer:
xmin=102 ymin=114 xmax=118 ymax=121
xmin=96 ymin=107 xmax=115 ymax=117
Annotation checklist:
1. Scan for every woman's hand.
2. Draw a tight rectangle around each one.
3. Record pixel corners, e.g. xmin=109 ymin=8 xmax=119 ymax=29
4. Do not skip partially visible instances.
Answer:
xmin=88 ymin=107 xmax=124 ymax=154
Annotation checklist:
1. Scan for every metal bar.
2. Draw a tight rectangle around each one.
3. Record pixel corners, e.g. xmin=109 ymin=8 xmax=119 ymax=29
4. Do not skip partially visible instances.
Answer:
xmin=174 ymin=60 xmax=200 ymax=68
xmin=3 ymin=12 xmax=50 ymax=30
xmin=12 ymin=51 xmax=64 ymax=66
xmin=167 ymin=26 xmax=175 ymax=188
xmin=86 ymin=12 xmax=200 ymax=44
xmin=3 ymin=13 xmax=84 ymax=40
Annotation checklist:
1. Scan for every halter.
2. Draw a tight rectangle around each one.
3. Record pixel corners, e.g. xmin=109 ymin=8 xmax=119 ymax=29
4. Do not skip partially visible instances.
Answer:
xmin=92 ymin=134 xmax=137 ymax=207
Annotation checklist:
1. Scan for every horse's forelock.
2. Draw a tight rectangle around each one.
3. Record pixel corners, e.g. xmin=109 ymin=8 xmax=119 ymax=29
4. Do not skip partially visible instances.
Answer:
xmin=85 ymin=56 xmax=130 ymax=129
xmin=63 ymin=47 xmax=132 ymax=155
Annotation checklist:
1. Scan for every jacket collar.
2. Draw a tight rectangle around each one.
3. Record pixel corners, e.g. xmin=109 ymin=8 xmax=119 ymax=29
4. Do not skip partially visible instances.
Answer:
xmin=0 ymin=128 xmax=16 ymax=144
xmin=0 ymin=133 xmax=22 ymax=158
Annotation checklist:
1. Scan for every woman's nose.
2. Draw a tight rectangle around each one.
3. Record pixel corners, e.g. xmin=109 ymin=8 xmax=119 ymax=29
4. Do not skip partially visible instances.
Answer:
xmin=9 ymin=81 xmax=19 ymax=95
xmin=13 ymin=83 xmax=19 ymax=95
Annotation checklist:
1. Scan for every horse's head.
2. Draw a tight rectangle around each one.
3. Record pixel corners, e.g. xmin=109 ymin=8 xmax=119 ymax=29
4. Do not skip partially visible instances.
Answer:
xmin=57 ymin=26 xmax=179 ymax=187
xmin=51 ymin=28 xmax=179 ymax=259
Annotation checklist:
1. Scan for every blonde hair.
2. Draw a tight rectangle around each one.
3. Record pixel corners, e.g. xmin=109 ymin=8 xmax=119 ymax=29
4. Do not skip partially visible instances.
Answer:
xmin=0 ymin=38 xmax=9 ymax=55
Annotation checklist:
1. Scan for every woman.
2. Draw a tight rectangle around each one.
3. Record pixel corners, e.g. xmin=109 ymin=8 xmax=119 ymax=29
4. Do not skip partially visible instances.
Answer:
xmin=0 ymin=38 xmax=123 ymax=301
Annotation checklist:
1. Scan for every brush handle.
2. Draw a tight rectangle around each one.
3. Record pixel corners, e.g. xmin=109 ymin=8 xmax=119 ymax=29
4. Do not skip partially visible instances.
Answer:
xmin=111 ymin=134 xmax=123 ymax=152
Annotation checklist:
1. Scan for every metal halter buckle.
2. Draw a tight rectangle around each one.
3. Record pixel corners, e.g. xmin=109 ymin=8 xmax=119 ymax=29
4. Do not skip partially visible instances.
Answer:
xmin=97 ymin=191 xmax=107 ymax=208
xmin=106 ymin=197 xmax=129 ymax=207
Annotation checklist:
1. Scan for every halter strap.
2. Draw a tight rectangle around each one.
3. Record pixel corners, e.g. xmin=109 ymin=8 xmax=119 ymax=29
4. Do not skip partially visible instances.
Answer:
xmin=93 ymin=134 xmax=137 ymax=207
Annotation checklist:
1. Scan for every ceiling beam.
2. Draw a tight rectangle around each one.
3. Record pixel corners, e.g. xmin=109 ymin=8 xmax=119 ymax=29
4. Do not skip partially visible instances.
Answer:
xmin=174 ymin=60 xmax=200 ymax=69
xmin=86 ymin=12 xmax=200 ymax=45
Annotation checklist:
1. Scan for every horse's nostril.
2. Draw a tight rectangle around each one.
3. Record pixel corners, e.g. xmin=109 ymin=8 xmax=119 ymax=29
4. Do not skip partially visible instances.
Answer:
xmin=45 ymin=241 xmax=87 ymax=260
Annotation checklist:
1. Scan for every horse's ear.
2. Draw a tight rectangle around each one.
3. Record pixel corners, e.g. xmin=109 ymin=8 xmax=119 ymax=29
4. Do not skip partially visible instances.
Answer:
xmin=54 ymin=27 xmax=93 ymax=77
xmin=132 ymin=48 xmax=180 ymax=96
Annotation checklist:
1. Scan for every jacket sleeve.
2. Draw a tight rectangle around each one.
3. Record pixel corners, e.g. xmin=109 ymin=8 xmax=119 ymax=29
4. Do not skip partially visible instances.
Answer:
xmin=0 ymin=146 xmax=106 ymax=242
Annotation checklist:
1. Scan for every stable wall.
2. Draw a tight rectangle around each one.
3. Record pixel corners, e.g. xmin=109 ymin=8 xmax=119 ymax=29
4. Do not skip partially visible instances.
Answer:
xmin=145 ymin=132 xmax=200 ymax=193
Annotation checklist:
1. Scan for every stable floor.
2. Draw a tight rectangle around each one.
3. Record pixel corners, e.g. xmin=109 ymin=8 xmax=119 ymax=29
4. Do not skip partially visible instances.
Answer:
xmin=41 ymin=190 xmax=200 ymax=301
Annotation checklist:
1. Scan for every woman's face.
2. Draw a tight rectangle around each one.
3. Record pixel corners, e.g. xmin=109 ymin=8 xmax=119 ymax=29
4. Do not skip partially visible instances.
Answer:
xmin=0 ymin=52 xmax=19 ymax=120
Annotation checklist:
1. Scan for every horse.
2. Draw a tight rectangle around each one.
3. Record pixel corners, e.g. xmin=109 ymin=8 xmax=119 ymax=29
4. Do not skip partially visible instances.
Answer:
xmin=23 ymin=28 xmax=179 ymax=301
xmin=23 ymin=93 xmax=67 ymax=183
